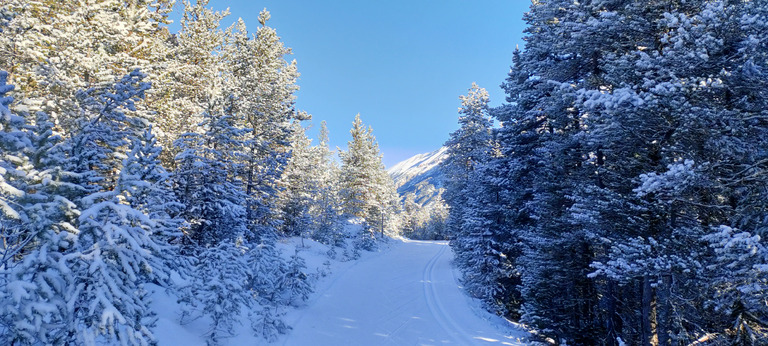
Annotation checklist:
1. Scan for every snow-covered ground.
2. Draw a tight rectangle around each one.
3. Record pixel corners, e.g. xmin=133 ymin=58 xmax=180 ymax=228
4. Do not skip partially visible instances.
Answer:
xmin=149 ymin=235 xmax=366 ymax=346
xmin=281 ymin=239 xmax=532 ymax=345
xmin=150 ymin=236 xmax=533 ymax=345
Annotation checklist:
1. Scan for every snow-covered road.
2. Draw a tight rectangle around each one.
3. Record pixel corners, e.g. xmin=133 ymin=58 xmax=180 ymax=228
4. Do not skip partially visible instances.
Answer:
xmin=282 ymin=240 xmax=531 ymax=345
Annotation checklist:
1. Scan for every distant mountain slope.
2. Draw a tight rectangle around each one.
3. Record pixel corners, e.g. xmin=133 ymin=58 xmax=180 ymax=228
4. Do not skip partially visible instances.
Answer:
xmin=389 ymin=148 xmax=450 ymax=240
xmin=388 ymin=147 xmax=448 ymax=197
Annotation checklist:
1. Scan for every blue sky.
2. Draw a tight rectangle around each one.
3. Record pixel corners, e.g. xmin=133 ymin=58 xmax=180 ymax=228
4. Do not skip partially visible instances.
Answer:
xmin=169 ymin=1 xmax=530 ymax=167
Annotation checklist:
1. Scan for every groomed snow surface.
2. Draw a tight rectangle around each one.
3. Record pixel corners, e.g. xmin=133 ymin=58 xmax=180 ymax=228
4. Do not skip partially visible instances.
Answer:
xmin=152 ymin=236 xmax=534 ymax=345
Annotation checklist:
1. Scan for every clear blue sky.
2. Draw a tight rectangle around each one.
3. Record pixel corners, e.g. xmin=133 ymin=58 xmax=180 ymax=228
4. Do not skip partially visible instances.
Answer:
xmin=169 ymin=1 xmax=530 ymax=168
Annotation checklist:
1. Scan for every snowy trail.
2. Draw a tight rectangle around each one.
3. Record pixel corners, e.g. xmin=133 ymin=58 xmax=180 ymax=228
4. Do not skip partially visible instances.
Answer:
xmin=282 ymin=240 xmax=531 ymax=345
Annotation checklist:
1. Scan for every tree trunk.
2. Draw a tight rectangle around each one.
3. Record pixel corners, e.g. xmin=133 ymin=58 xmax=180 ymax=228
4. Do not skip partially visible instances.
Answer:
xmin=656 ymin=274 xmax=672 ymax=346
xmin=641 ymin=275 xmax=653 ymax=346
xmin=606 ymin=280 xmax=620 ymax=346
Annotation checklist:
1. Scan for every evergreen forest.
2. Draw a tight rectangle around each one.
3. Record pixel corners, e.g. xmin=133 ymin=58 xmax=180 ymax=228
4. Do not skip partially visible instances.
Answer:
xmin=1 ymin=1 xmax=768 ymax=345
xmin=444 ymin=1 xmax=768 ymax=345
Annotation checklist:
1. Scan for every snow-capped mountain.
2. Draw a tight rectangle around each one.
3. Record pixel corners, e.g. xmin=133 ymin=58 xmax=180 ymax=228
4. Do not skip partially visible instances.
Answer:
xmin=388 ymin=147 xmax=448 ymax=199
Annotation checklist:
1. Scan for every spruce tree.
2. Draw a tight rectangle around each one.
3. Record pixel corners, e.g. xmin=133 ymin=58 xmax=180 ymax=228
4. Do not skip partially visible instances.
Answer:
xmin=0 ymin=72 xmax=78 ymax=345
xmin=1 ymin=70 xmax=176 ymax=345
xmin=478 ymin=1 xmax=768 ymax=344
xmin=339 ymin=114 xmax=399 ymax=236
xmin=443 ymin=84 xmax=493 ymax=285
xmin=0 ymin=0 xmax=172 ymax=129
xmin=187 ymin=241 xmax=251 ymax=346
xmin=223 ymin=9 xmax=302 ymax=244
xmin=63 ymin=71 xmax=173 ymax=345
xmin=173 ymin=94 xmax=249 ymax=248
xmin=172 ymin=96 xmax=257 ymax=345
xmin=442 ymin=83 xmax=493 ymax=242
xmin=278 ymin=122 xmax=319 ymax=239
xmin=310 ymin=121 xmax=345 ymax=246
xmin=0 ymin=70 xmax=26 ymax=247
xmin=278 ymin=248 xmax=314 ymax=307
xmin=154 ymin=0 xmax=230 ymax=165
xmin=246 ymin=241 xmax=291 ymax=341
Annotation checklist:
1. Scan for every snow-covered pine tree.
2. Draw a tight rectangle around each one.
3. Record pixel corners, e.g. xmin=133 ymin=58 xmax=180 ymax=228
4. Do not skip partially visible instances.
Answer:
xmin=442 ymin=83 xmax=492 ymax=241
xmin=223 ymin=9 xmax=302 ymax=245
xmin=61 ymin=70 xmax=178 ymax=345
xmin=462 ymin=161 xmax=522 ymax=316
xmin=399 ymin=183 xmax=448 ymax=240
xmin=64 ymin=70 xmax=151 ymax=196
xmin=0 ymin=70 xmax=27 ymax=257
xmin=400 ymin=192 xmax=421 ymax=239
xmin=188 ymin=241 xmax=251 ymax=346
xmin=443 ymin=83 xmax=521 ymax=315
xmin=442 ymin=83 xmax=493 ymax=278
xmin=0 ymin=0 xmax=172 ymax=130
xmin=154 ymin=0 xmax=230 ymax=166
xmin=1 ymin=69 xmax=168 ymax=345
xmin=572 ymin=1 xmax=768 ymax=344
xmin=67 ymin=170 xmax=162 ymax=345
xmin=340 ymin=115 xmax=378 ymax=219
xmin=118 ymin=126 xmax=186 ymax=281
xmin=121 ymin=125 xmax=183 ymax=233
xmin=172 ymin=92 xmax=261 ymax=345
xmin=367 ymin=169 xmax=400 ymax=238
xmin=702 ymin=226 xmax=768 ymax=344
xmin=171 ymin=14 xmax=308 ymax=337
xmin=0 ymin=72 xmax=80 ymax=345
xmin=173 ymin=94 xmax=249 ymax=248
xmin=278 ymin=248 xmax=314 ymax=307
xmin=245 ymin=241 xmax=291 ymax=341
xmin=339 ymin=114 xmax=399 ymax=237
xmin=251 ymin=303 xmax=290 ymax=343
xmin=442 ymin=83 xmax=493 ymax=190
xmin=423 ymin=197 xmax=449 ymax=240
xmin=277 ymin=122 xmax=319 ymax=239
xmin=486 ymin=0 xmax=768 ymax=344
xmin=492 ymin=1 xmax=653 ymax=342
xmin=246 ymin=241 xmax=285 ymax=305
xmin=310 ymin=121 xmax=345 ymax=246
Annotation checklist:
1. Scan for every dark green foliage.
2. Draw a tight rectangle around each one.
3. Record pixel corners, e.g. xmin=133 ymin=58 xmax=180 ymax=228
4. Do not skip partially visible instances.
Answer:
xmin=446 ymin=1 xmax=768 ymax=345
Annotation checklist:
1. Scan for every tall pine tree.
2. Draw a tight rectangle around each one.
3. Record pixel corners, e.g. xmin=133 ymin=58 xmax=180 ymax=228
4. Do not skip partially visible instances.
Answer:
xmin=339 ymin=114 xmax=399 ymax=236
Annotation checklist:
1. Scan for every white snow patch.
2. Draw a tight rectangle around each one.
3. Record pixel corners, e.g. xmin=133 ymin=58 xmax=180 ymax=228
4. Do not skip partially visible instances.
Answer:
xmin=151 ymin=228 xmax=535 ymax=345
xmin=279 ymin=239 xmax=534 ymax=345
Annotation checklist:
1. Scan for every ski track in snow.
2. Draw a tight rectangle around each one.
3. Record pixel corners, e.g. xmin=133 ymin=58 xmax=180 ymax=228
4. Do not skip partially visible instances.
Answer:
xmin=281 ymin=240 xmax=532 ymax=345
xmin=421 ymin=244 xmax=472 ymax=344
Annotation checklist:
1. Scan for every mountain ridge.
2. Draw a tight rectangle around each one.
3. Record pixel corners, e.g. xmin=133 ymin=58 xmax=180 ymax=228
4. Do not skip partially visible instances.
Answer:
xmin=387 ymin=147 xmax=448 ymax=197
